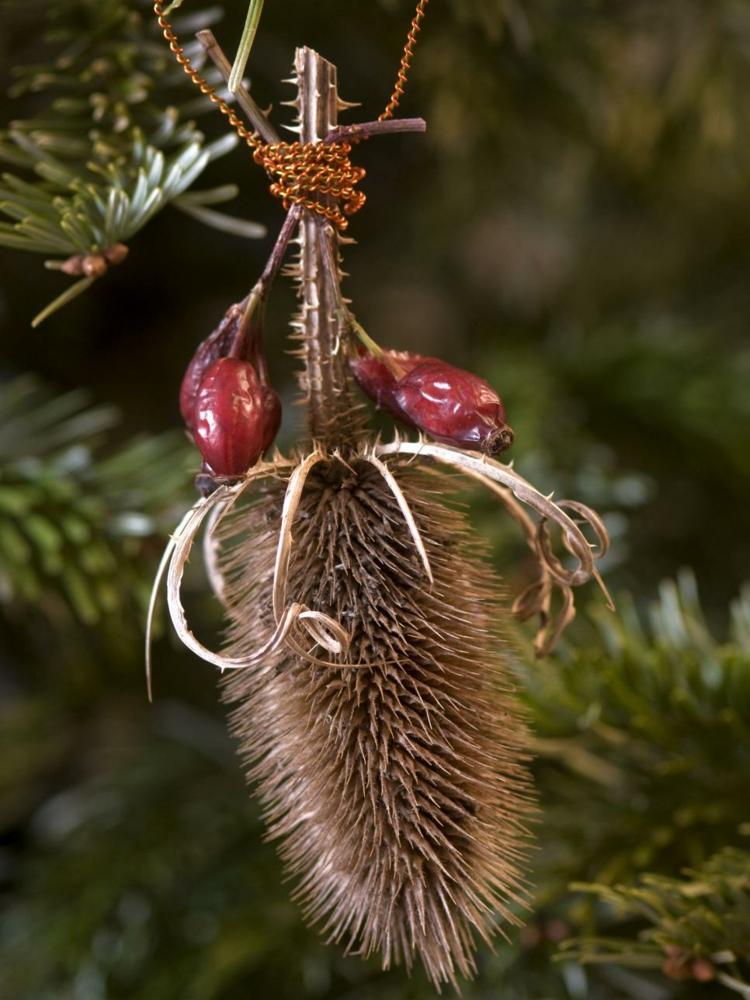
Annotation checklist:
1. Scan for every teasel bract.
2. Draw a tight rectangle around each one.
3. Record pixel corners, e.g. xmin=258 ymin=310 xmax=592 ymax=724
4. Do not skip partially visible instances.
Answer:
xmin=148 ymin=46 xmax=612 ymax=991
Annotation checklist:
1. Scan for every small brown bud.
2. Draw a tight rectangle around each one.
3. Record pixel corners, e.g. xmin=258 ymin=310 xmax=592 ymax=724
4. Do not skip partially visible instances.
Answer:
xmin=103 ymin=243 xmax=129 ymax=266
xmin=82 ymin=255 xmax=108 ymax=278
xmin=691 ymin=959 xmax=715 ymax=982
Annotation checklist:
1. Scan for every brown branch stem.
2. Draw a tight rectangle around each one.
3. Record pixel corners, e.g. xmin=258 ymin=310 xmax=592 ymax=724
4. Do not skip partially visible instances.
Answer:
xmin=231 ymin=205 xmax=302 ymax=379
xmin=196 ymin=29 xmax=280 ymax=144
xmin=257 ymin=205 xmax=302 ymax=294
xmin=295 ymin=47 xmax=366 ymax=447
xmin=323 ymin=118 xmax=426 ymax=144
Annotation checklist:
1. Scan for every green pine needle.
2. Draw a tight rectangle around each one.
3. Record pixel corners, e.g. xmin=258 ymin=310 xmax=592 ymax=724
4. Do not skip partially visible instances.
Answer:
xmin=31 ymin=277 xmax=97 ymax=328
xmin=228 ymin=0 xmax=265 ymax=94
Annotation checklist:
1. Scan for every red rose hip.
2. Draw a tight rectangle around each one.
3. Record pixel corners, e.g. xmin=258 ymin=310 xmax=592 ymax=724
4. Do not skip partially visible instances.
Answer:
xmin=180 ymin=304 xmax=243 ymax=429
xmin=351 ymin=346 xmax=514 ymax=456
xmin=192 ymin=358 xmax=281 ymax=477
xmin=394 ymin=359 xmax=513 ymax=455
xmin=349 ymin=349 xmax=423 ymax=418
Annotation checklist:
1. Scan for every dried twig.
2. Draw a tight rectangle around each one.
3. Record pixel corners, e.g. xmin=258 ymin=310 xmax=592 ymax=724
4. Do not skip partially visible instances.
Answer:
xmin=196 ymin=28 xmax=280 ymax=143
xmin=324 ymin=118 xmax=427 ymax=144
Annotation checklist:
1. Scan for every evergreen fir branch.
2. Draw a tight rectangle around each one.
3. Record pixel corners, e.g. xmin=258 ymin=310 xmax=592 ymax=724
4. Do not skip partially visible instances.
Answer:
xmin=0 ymin=378 xmax=121 ymax=466
xmin=173 ymin=184 xmax=267 ymax=239
xmin=0 ymin=375 xmax=192 ymax=626
xmin=7 ymin=0 xmax=223 ymax=137
xmin=1 ymin=0 xmax=265 ymax=324
xmin=0 ymin=126 xmax=234 ymax=256
xmin=562 ymin=848 xmax=750 ymax=994
xmin=522 ymin=571 xmax=750 ymax=901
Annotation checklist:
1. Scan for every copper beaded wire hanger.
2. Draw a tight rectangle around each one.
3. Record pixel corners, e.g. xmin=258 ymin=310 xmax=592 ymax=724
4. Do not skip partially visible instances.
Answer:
xmin=152 ymin=0 xmax=431 ymax=230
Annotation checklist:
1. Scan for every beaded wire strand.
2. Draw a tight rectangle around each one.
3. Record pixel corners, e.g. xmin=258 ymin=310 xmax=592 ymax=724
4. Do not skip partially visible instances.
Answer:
xmin=153 ymin=0 xmax=431 ymax=229
xmin=379 ymin=0 xmax=431 ymax=123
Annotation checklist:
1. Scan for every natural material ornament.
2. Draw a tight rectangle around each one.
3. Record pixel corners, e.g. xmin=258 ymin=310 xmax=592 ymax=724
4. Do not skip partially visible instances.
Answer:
xmin=148 ymin=1 xmax=612 ymax=990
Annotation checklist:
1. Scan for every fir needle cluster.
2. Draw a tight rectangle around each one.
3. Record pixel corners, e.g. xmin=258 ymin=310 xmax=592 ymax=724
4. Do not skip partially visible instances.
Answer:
xmin=0 ymin=0 xmax=263 ymax=325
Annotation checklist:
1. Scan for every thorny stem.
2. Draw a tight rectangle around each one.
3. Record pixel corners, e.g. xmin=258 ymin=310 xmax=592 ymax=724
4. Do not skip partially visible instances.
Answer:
xmin=196 ymin=36 xmax=423 ymax=445
xmin=231 ymin=205 xmax=302 ymax=378
xmin=324 ymin=118 xmax=426 ymax=144
xmin=196 ymin=29 xmax=280 ymax=144
xmin=294 ymin=47 xmax=367 ymax=447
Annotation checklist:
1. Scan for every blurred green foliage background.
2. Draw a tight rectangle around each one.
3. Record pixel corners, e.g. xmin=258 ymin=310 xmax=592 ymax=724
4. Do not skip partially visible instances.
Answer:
xmin=1 ymin=1 xmax=749 ymax=997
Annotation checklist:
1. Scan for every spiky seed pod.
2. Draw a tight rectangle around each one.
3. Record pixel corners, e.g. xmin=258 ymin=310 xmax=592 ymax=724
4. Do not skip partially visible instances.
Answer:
xmin=216 ymin=457 xmax=533 ymax=990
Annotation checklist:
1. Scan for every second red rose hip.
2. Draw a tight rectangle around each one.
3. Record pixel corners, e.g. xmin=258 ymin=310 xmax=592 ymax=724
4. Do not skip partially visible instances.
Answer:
xmin=192 ymin=358 xmax=281 ymax=477
xmin=394 ymin=360 xmax=514 ymax=455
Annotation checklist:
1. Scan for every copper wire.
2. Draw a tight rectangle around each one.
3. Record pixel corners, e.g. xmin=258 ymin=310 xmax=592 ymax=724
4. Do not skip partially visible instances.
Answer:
xmin=379 ymin=0 xmax=431 ymax=122
xmin=154 ymin=2 xmax=263 ymax=152
xmin=254 ymin=142 xmax=366 ymax=231
xmin=153 ymin=1 xmax=428 ymax=228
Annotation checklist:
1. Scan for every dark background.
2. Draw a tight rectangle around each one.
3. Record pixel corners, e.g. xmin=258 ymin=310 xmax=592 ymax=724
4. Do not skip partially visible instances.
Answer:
xmin=1 ymin=1 xmax=749 ymax=997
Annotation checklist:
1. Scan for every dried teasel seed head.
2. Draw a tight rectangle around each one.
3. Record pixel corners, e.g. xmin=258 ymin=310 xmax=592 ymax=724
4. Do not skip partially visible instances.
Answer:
xmin=215 ymin=457 xmax=535 ymax=990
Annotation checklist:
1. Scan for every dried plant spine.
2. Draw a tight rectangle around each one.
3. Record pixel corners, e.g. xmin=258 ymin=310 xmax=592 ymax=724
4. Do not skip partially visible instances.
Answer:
xmin=289 ymin=48 xmax=368 ymax=448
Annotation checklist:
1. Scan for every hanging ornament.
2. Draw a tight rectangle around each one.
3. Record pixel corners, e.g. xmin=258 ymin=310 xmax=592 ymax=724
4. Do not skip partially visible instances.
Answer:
xmin=148 ymin=1 xmax=613 ymax=989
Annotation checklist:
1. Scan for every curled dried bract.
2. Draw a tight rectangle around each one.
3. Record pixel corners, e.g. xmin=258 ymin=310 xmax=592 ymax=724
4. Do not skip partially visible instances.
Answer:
xmin=374 ymin=439 xmax=613 ymax=656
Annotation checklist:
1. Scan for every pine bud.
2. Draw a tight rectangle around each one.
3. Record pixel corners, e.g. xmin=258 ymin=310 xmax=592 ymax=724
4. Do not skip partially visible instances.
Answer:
xmin=192 ymin=358 xmax=281 ymax=477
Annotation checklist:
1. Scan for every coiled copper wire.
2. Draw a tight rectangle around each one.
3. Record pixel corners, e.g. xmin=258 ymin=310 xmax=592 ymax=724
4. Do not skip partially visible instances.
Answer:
xmin=153 ymin=0 xmax=428 ymax=229
xmin=379 ymin=0 xmax=431 ymax=123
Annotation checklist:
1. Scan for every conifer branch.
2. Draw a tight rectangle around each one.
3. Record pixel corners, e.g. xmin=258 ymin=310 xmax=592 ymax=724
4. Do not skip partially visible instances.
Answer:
xmin=0 ymin=0 xmax=265 ymax=324
xmin=564 ymin=849 xmax=750 ymax=992
xmin=523 ymin=571 xmax=750 ymax=902
xmin=0 ymin=375 xmax=191 ymax=625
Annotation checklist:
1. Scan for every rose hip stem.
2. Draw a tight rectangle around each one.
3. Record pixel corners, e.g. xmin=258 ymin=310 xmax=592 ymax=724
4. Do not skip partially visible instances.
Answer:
xmin=196 ymin=29 xmax=281 ymax=144
xmin=228 ymin=204 xmax=303 ymax=369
